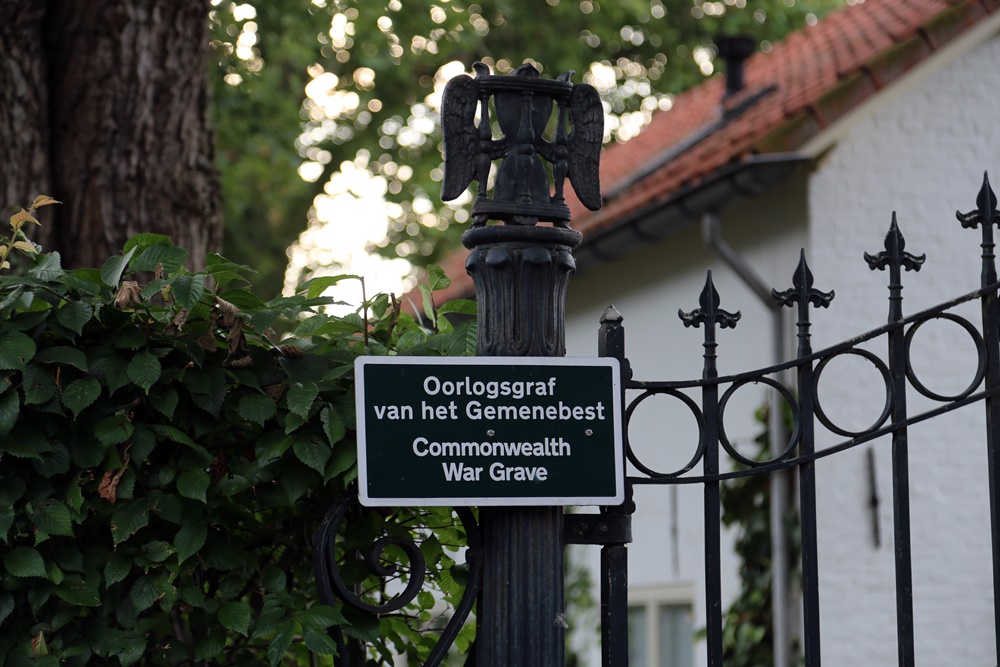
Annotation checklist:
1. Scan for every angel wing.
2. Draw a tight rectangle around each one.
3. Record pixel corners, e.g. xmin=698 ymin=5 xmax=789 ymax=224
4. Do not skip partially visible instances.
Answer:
xmin=567 ymin=84 xmax=603 ymax=211
xmin=440 ymin=74 xmax=480 ymax=202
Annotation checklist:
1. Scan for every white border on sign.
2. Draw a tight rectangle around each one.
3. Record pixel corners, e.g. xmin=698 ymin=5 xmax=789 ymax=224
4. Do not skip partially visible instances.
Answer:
xmin=354 ymin=356 xmax=624 ymax=507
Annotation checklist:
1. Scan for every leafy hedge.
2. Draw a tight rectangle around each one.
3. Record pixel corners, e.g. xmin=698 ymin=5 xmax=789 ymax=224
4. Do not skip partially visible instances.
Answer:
xmin=0 ymin=200 xmax=477 ymax=665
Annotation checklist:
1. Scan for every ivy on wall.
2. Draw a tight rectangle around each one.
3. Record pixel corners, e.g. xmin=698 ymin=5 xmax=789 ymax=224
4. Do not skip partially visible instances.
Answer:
xmin=720 ymin=403 xmax=800 ymax=667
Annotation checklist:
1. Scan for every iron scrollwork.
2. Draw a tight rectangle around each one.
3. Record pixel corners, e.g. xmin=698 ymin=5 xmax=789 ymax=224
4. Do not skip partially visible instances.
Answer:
xmin=313 ymin=489 xmax=482 ymax=666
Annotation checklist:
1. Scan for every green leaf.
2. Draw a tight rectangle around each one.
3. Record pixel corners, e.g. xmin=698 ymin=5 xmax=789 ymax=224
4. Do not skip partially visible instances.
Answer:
xmin=111 ymin=500 xmax=148 ymax=545
xmin=112 ymin=325 xmax=146 ymax=350
xmin=238 ymin=392 xmax=277 ymax=426
xmin=267 ymin=621 xmax=295 ymax=665
xmin=250 ymin=603 xmax=284 ymax=639
xmin=88 ymin=348 xmax=129 ymax=392
xmin=30 ymin=499 xmax=73 ymax=537
xmin=150 ymin=385 xmax=178 ymax=419
xmin=129 ymin=576 xmax=159 ymax=612
xmin=444 ymin=321 xmax=477 ymax=357
xmin=127 ymin=350 xmax=161 ymax=391
xmin=292 ymin=435 xmax=330 ymax=473
xmin=2 ymin=423 xmax=48 ymax=460
xmin=176 ymin=469 xmax=210 ymax=502
xmin=45 ymin=560 xmax=64 ymax=585
xmin=301 ymin=274 xmax=359 ymax=300
xmin=262 ymin=566 xmax=286 ymax=593
xmin=94 ymin=414 xmax=134 ymax=446
xmin=141 ymin=540 xmax=173 ymax=563
xmin=321 ymin=406 xmax=346 ymax=446
xmin=4 ymin=546 xmax=46 ymax=578
xmin=123 ymin=233 xmax=173 ymax=254
xmin=28 ymin=252 xmax=64 ymax=281
xmin=104 ymin=553 xmax=131 ymax=586
xmin=0 ymin=330 xmax=36 ymax=370
xmin=22 ymin=363 xmax=56 ymax=405
xmin=0 ymin=592 xmax=13 ymax=625
xmin=424 ymin=264 xmax=451 ymax=292
xmin=61 ymin=377 xmax=101 ymax=417
xmin=32 ymin=441 xmax=69 ymax=477
xmin=127 ymin=241 xmax=189 ymax=274
xmin=341 ymin=608 xmax=381 ymax=642
xmin=218 ymin=601 xmax=252 ymax=636
xmin=326 ymin=440 xmax=356 ymax=482
xmin=304 ymin=630 xmax=339 ymax=655
xmin=174 ymin=522 xmax=207 ymax=564
xmin=0 ymin=389 xmax=20 ymax=437
xmin=194 ymin=631 xmax=225 ymax=660
xmin=287 ymin=382 xmax=319 ymax=418
xmin=0 ymin=505 xmax=13 ymax=543
xmin=55 ymin=301 xmax=93 ymax=335
xmin=296 ymin=605 xmax=345 ymax=631
xmin=101 ymin=247 xmax=137 ymax=287
xmin=437 ymin=298 xmax=477 ymax=316
xmin=54 ymin=576 xmax=100 ymax=607
xmin=172 ymin=275 xmax=206 ymax=309
xmin=129 ymin=425 xmax=156 ymax=464
xmin=34 ymin=345 xmax=88 ymax=371
xmin=149 ymin=424 xmax=201 ymax=450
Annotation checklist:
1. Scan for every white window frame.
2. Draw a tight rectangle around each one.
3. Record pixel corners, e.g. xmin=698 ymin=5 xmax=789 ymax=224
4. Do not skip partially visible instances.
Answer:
xmin=627 ymin=582 xmax=697 ymax=667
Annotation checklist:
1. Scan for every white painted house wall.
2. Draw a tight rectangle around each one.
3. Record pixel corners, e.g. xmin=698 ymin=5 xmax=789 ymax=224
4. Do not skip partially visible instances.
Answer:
xmin=563 ymin=20 xmax=1000 ymax=667
xmin=807 ymin=25 xmax=1000 ymax=667
xmin=564 ymin=179 xmax=808 ymax=667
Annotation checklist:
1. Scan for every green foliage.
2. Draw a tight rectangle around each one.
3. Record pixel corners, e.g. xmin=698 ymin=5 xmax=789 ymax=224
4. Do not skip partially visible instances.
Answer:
xmin=210 ymin=0 xmax=845 ymax=290
xmin=0 ymin=225 xmax=477 ymax=664
xmin=719 ymin=403 xmax=800 ymax=667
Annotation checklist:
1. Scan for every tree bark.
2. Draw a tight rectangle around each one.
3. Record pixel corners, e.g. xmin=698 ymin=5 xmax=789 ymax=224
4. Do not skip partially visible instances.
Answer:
xmin=0 ymin=0 xmax=221 ymax=269
xmin=0 ymin=1 xmax=53 ymax=222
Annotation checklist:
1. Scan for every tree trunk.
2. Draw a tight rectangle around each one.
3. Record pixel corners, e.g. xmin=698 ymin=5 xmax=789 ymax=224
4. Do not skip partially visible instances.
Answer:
xmin=0 ymin=1 xmax=53 ymax=221
xmin=0 ymin=0 xmax=221 ymax=269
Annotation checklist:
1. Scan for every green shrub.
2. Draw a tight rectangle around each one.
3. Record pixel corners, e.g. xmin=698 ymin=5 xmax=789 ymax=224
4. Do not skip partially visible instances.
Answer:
xmin=0 ymin=207 xmax=476 ymax=665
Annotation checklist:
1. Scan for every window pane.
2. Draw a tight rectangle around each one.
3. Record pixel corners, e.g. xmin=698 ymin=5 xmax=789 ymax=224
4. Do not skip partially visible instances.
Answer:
xmin=657 ymin=604 xmax=694 ymax=667
xmin=628 ymin=606 xmax=648 ymax=667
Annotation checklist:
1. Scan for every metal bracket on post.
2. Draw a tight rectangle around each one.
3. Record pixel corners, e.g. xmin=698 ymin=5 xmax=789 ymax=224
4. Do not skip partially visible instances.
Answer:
xmin=564 ymin=513 xmax=633 ymax=545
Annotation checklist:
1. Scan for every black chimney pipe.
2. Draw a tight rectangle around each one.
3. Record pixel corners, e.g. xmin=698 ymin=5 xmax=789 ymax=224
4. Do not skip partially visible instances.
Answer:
xmin=715 ymin=35 xmax=756 ymax=97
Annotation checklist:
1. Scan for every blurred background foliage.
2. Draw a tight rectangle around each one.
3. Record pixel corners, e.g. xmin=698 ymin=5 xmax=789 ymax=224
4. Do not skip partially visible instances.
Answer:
xmin=210 ymin=0 xmax=845 ymax=297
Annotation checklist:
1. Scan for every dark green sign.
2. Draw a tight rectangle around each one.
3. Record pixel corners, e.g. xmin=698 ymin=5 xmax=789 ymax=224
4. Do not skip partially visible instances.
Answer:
xmin=355 ymin=357 xmax=623 ymax=506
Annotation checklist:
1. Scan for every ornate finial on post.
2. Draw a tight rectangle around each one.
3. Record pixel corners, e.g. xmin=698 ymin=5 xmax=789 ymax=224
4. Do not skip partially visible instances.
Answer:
xmin=957 ymin=171 xmax=1000 ymax=287
xmin=679 ymin=270 xmax=741 ymax=379
xmin=441 ymin=62 xmax=603 ymax=227
xmin=865 ymin=212 xmax=925 ymax=323
xmin=772 ymin=250 xmax=834 ymax=357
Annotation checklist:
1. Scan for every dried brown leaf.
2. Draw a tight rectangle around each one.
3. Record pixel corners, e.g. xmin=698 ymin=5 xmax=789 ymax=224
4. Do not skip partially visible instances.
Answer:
xmin=114 ymin=281 xmax=142 ymax=309
xmin=99 ymin=468 xmax=126 ymax=504
xmin=165 ymin=308 xmax=189 ymax=335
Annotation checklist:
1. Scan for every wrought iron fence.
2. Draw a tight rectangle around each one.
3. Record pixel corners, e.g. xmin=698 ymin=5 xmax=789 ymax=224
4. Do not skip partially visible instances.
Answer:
xmin=314 ymin=173 xmax=999 ymax=666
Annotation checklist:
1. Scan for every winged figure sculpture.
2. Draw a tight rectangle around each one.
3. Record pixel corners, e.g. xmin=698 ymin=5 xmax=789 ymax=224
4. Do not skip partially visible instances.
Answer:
xmin=440 ymin=62 xmax=603 ymax=227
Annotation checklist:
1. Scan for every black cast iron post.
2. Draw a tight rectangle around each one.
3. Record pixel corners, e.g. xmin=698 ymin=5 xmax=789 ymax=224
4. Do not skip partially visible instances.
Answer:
xmin=440 ymin=61 xmax=603 ymax=665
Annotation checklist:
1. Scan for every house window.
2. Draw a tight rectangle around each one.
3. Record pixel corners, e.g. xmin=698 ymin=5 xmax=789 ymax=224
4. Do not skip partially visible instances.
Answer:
xmin=627 ymin=585 xmax=695 ymax=667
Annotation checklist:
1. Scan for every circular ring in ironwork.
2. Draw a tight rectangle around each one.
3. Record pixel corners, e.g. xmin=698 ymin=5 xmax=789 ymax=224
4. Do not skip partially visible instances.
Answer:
xmin=625 ymin=388 xmax=705 ymax=478
xmin=813 ymin=348 xmax=893 ymax=437
xmin=904 ymin=312 xmax=986 ymax=402
xmin=718 ymin=377 xmax=801 ymax=467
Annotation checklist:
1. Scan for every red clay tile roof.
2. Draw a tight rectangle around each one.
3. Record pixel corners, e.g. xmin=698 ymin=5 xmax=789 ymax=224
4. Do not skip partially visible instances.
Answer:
xmin=430 ymin=0 xmax=998 ymax=304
